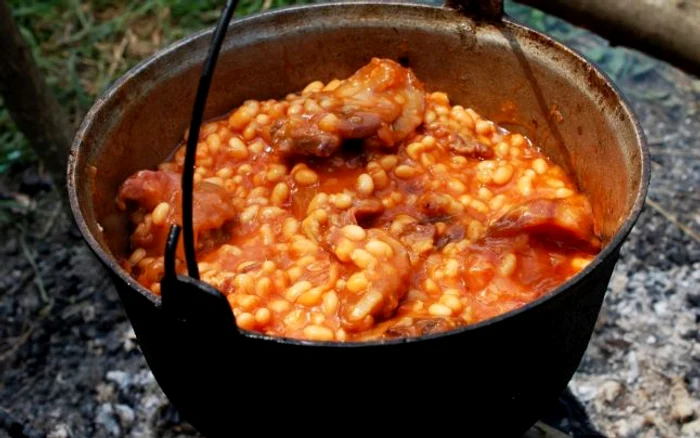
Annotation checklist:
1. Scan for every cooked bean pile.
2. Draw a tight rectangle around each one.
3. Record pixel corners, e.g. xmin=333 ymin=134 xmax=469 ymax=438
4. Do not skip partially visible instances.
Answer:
xmin=117 ymin=58 xmax=601 ymax=342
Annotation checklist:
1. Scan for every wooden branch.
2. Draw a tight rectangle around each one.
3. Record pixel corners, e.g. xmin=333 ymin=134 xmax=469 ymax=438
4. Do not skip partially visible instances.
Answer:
xmin=0 ymin=0 xmax=72 ymax=199
xmin=516 ymin=0 xmax=700 ymax=76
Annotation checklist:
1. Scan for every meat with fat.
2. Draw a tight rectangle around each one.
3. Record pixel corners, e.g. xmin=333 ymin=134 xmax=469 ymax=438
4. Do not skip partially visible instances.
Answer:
xmin=487 ymin=195 xmax=601 ymax=252
xmin=271 ymin=58 xmax=426 ymax=158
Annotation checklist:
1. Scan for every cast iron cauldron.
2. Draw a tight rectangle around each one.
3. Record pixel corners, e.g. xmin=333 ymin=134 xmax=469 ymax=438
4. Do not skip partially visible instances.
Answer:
xmin=68 ymin=0 xmax=649 ymax=435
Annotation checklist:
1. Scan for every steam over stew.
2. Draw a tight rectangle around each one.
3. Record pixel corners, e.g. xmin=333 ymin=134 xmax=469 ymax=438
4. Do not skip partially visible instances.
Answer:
xmin=117 ymin=59 xmax=601 ymax=341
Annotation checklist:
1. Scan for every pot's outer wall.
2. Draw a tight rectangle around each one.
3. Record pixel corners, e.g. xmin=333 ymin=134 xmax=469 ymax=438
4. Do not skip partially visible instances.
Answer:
xmin=115 ymin=254 xmax=616 ymax=436
xmin=68 ymin=2 xmax=648 ymax=436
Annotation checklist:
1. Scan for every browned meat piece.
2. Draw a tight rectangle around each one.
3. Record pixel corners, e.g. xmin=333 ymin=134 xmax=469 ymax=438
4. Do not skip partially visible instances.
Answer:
xmin=117 ymin=170 xmax=179 ymax=211
xmin=347 ymin=197 xmax=384 ymax=227
xmin=449 ymin=133 xmax=494 ymax=159
xmin=394 ymin=220 xmax=437 ymax=265
xmin=331 ymin=228 xmax=412 ymax=333
xmin=417 ymin=192 xmax=454 ymax=221
xmin=300 ymin=196 xmax=386 ymax=247
xmin=487 ymin=195 xmax=601 ymax=252
xmin=435 ymin=223 xmax=466 ymax=249
xmin=271 ymin=58 xmax=426 ymax=157
xmin=270 ymin=112 xmax=383 ymax=158
xmin=316 ymin=197 xmax=411 ymax=333
xmin=117 ymin=170 xmax=237 ymax=250
xmin=426 ymin=126 xmax=494 ymax=160
xmin=271 ymin=116 xmax=343 ymax=158
xmin=384 ymin=317 xmax=465 ymax=338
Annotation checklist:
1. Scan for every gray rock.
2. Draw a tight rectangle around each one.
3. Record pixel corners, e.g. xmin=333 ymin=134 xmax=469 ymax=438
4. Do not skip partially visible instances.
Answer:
xmin=95 ymin=404 xmax=120 ymax=437
xmin=114 ymin=404 xmax=135 ymax=429
xmin=599 ymin=380 xmax=623 ymax=403
xmin=682 ymin=419 xmax=700 ymax=437
xmin=672 ymin=400 xmax=696 ymax=424
xmin=105 ymin=370 xmax=130 ymax=391
xmin=671 ymin=378 xmax=697 ymax=423
xmin=615 ymin=414 xmax=646 ymax=438
xmin=47 ymin=424 xmax=72 ymax=438
xmin=627 ymin=351 xmax=639 ymax=384
xmin=94 ymin=382 xmax=115 ymax=403
xmin=131 ymin=369 xmax=156 ymax=388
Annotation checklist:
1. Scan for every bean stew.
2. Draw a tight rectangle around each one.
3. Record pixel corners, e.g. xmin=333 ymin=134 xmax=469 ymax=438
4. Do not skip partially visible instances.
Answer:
xmin=116 ymin=58 xmax=601 ymax=342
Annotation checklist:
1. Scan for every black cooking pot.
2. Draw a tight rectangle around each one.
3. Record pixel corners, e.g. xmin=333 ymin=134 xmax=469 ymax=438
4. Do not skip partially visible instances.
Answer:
xmin=68 ymin=0 xmax=649 ymax=435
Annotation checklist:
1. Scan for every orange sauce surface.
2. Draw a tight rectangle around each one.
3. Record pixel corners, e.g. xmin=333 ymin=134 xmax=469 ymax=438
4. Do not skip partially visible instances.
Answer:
xmin=117 ymin=59 xmax=600 ymax=341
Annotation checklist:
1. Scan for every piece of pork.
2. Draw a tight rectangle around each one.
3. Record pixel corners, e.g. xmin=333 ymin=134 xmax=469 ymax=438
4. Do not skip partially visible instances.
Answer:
xmin=324 ymin=227 xmax=412 ymax=332
xmin=487 ymin=195 xmax=601 ymax=252
xmin=117 ymin=170 xmax=236 ymax=251
xmin=271 ymin=58 xmax=426 ymax=158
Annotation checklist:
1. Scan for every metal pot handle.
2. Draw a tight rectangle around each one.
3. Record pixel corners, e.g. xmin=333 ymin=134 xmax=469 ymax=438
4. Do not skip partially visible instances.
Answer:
xmin=444 ymin=0 xmax=503 ymax=21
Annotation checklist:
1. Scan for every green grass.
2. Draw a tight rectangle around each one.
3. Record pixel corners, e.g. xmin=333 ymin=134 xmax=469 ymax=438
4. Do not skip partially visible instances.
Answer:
xmin=0 ymin=0 xmax=679 ymax=176
xmin=1 ymin=0 xmax=309 ymax=174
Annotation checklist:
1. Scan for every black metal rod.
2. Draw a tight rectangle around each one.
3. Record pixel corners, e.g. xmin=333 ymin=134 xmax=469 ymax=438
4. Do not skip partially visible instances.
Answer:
xmin=182 ymin=0 xmax=239 ymax=279
xmin=164 ymin=224 xmax=181 ymax=280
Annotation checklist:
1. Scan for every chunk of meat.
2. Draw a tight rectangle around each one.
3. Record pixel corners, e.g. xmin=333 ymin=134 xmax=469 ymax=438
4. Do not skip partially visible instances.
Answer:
xmin=117 ymin=170 xmax=179 ymax=211
xmin=322 ymin=220 xmax=412 ymax=332
xmin=449 ymin=134 xmax=494 ymax=159
xmin=383 ymin=316 xmax=465 ymax=338
xmin=300 ymin=196 xmax=386 ymax=246
xmin=117 ymin=170 xmax=237 ymax=250
xmin=271 ymin=58 xmax=426 ymax=157
xmin=426 ymin=125 xmax=494 ymax=160
xmin=417 ymin=192 xmax=455 ymax=221
xmin=435 ymin=223 xmax=466 ymax=249
xmin=392 ymin=217 xmax=437 ymax=266
xmin=346 ymin=197 xmax=385 ymax=227
xmin=487 ymin=195 xmax=601 ymax=252
xmin=333 ymin=229 xmax=412 ymax=332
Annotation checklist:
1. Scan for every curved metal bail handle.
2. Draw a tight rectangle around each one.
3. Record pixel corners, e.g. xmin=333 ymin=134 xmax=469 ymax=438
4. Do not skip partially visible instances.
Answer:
xmin=161 ymin=0 xmax=240 ymax=335
xmin=181 ymin=0 xmax=239 ymax=280
xmin=444 ymin=0 xmax=503 ymax=21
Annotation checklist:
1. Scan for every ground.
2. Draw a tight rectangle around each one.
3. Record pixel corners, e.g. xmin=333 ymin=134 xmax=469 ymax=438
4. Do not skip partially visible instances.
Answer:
xmin=1 ymin=1 xmax=699 ymax=437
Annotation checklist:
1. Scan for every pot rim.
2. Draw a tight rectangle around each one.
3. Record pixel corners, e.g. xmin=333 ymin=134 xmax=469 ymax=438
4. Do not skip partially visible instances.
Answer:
xmin=67 ymin=1 xmax=650 ymax=347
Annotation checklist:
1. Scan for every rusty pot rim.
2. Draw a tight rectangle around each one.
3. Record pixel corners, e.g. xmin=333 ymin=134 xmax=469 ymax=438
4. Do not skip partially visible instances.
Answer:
xmin=67 ymin=1 xmax=650 ymax=347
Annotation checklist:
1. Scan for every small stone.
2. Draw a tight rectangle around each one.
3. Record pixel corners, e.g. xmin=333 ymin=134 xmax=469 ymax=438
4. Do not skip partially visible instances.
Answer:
xmin=121 ymin=327 xmax=137 ymax=352
xmin=653 ymin=301 xmax=668 ymax=315
xmin=609 ymin=272 xmax=629 ymax=294
xmin=105 ymin=370 xmax=130 ymax=390
xmin=692 ymin=343 xmax=700 ymax=362
xmin=615 ymin=415 xmax=645 ymax=438
xmin=47 ymin=424 xmax=72 ymax=438
xmin=599 ymin=380 xmax=623 ymax=403
xmin=95 ymin=404 xmax=121 ymax=437
xmin=113 ymin=404 xmax=135 ymax=428
xmin=672 ymin=398 xmax=696 ymax=423
xmin=671 ymin=377 xmax=697 ymax=423
xmin=131 ymin=369 xmax=156 ymax=388
xmin=81 ymin=304 xmax=95 ymax=323
xmin=95 ymin=382 xmax=115 ymax=403
xmin=682 ymin=419 xmax=700 ymax=436
xmin=574 ymin=384 xmax=596 ymax=401
xmin=627 ymin=351 xmax=639 ymax=384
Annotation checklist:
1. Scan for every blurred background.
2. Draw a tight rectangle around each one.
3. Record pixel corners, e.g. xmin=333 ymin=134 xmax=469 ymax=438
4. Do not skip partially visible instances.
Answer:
xmin=0 ymin=0 xmax=693 ymax=178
